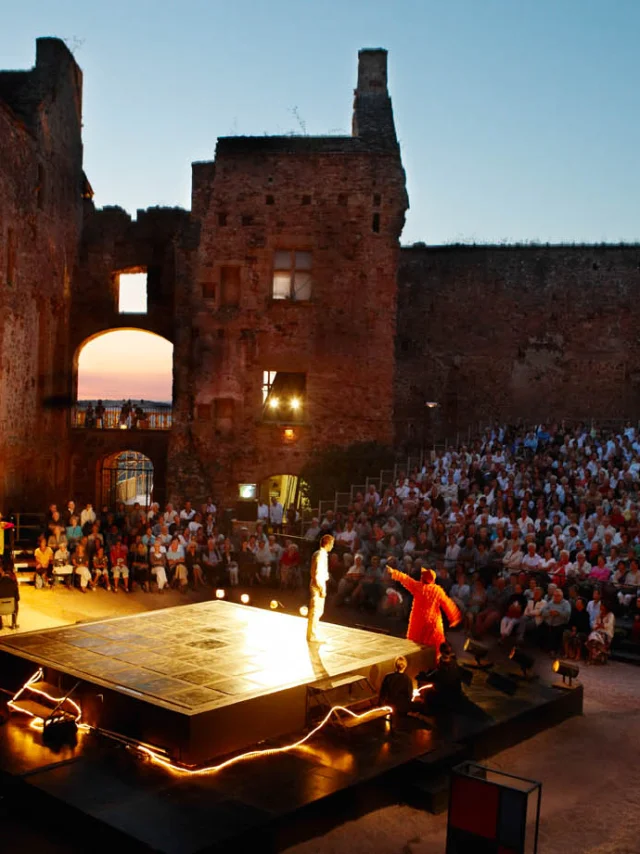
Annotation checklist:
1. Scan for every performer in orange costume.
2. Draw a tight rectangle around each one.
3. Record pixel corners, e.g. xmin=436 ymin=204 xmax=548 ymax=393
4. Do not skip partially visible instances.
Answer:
xmin=388 ymin=566 xmax=461 ymax=659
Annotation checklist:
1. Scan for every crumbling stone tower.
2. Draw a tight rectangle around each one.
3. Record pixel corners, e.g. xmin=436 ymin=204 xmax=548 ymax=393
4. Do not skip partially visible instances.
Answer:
xmin=0 ymin=39 xmax=85 ymax=507
xmin=168 ymin=48 xmax=408 ymax=504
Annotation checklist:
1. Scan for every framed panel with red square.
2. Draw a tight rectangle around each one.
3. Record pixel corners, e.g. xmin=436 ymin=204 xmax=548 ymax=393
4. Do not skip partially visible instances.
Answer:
xmin=446 ymin=763 xmax=541 ymax=854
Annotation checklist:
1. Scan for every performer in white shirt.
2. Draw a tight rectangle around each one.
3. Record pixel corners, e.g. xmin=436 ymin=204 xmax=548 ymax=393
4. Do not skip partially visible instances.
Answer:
xmin=306 ymin=535 xmax=334 ymax=643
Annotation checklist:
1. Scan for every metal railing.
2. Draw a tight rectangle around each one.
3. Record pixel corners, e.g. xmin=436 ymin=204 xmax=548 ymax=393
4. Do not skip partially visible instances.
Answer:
xmin=71 ymin=405 xmax=172 ymax=430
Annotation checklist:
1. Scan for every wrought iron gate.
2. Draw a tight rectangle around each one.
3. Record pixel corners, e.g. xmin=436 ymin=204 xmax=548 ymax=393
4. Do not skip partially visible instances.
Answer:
xmin=100 ymin=451 xmax=154 ymax=509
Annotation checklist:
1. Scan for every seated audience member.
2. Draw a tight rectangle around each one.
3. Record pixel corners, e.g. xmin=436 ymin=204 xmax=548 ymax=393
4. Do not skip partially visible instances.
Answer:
xmin=149 ymin=540 xmax=168 ymax=591
xmin=587 ymin=588 xmax=603 ymax=628
xmin=464 ymin=578 xmax=487 ymax=634
xmin=518 ymin=586 xmax=546 ymax=642
xmin=185 ymin=540 xmax=205 ymax=588
xmin=279 ymin=540 xmax=301 ymax=590
xmin=379 ymin=655 xmax=413 ymax=717
xmin=73 ymin=542 xmax=93 ymax=592
xmin=587 ymin=602 xmax=615 ymax=663
xmin=167 ymin=537 xmax=188 ymax=591
xmin=202 ymin=537 xmax=221 ymax=585
xmin=66 ymin=516 xmax=82 ymax=551
xmin=563 ymin=596 xmax=590 ymax=660
xmin=220 ymin=538 xmax=239 ymax=586
xmin=541 ymin=588 xmax=571 ymax=655
xmin=52 ymin=542 xmax=74 ymax=588
xmin=110 ymin=536 xmax=130 ymax=593
xmin=34 ymin=536 xmax=54 ymax=588
xmin=0 ymin=565 xmax=19 ymax=629
xmin=414 ymin=643 xmax=464 ymax=715
xmin=92 ymin=545 xmax=111 ymax=591
xmin=48 ymin=524 xmax=68 ymax=552
xmin=335 ymin=553 xmax=366 ymax=604
xmin=131 ymin=541 xmax=150 ymax=591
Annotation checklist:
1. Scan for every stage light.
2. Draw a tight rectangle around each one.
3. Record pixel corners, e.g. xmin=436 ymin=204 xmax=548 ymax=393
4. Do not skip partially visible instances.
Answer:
xmin=425 ymin=401 xmax=439 ymax=409
xmin=270 ymin=600 xmax=284 ymax=610
xmin=215 ymin=589 xmax=225 ymax=599
xmin=486 ymin=670 xmax=518 ymax=696
xmin=299 ymin=605 xmax=308 ymax=617
xmin=240 ymin=593 xmax=250 ymax=604
xmin=290 ymin=397 xmax=301 ymax=411
xmin=119 ymin=423 xmax=128 ymax=430
xmin=463 ymin=638 xmax=491 ymax=668
xmin=553 ymin=659 xmax=580 ymax=686
xmin=509 ymin=646 xmax=535 ymax=677
xmin=268 ymin=397 xmax=279 ymax=410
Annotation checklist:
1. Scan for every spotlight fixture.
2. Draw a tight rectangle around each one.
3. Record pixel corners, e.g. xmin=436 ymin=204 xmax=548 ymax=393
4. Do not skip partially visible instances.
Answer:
xmin=463 ymin=638 xmax=491 ymax=669
xmin=299 ymin=605 xmax=309 ymax=617
xmin=240 ymin=593 xmax=250 ymax=605
xmin=425 ymin=401 xmax=439 ymax=409
xmin=553 ymin=659 xmax=580 ymax=687
xmin=268 ymin=397 xmax=279 ymax=410
xmin=215 ymin=589 xmax=225 ymax=600
xmin=270 ymin=600 xmax=284 ymax=610
xmin=509 ymin=646 xmax=536 ymax=679
xmin=486 ymin=670 xmax=518 ymax=696
xmin=290 ymin=397 xmax=301 ymax=411
xmin=119 ymin=423 xmax=128 ymax=430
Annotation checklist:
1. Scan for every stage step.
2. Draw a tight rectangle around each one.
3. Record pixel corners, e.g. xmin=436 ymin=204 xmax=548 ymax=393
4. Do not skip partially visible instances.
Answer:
xmin=10 ymin=698 xmax=55 ymax=721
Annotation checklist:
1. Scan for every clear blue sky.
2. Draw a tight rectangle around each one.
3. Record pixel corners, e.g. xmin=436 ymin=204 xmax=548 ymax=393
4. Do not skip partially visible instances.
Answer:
xmin=3 ymin=0 xmax=639 ymax=244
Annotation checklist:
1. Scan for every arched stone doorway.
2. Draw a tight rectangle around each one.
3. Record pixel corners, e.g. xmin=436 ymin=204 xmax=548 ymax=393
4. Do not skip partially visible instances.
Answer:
xmin=73 ymin=328 xmax=173 ymax=427
xmin=99 ymin=451 xmax=154 ymax=509
xmin=260 ymin=474 xmax=300 ymax=509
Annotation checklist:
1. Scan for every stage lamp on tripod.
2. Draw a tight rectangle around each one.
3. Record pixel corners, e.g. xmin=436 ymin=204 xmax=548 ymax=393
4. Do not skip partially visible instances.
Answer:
xmin=509 ymin=646 xmax=536 ymax=678
xmin=553 ymin=659 xmax=580 ymax=687
xmin=240 ymin=593 xmax=250 ymax=605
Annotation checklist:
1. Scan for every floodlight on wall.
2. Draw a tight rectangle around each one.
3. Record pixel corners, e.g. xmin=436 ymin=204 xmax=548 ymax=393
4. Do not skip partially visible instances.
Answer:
xmin=290 ymin=397 xmax=301 ymax=411
xmin=425 ymin=401 xmax=439 ymax=409
xmin=553 ymin=659 xmax=580 ymax=687
xmin=268 ymin=397 xmax=279 ymax=410
xmin=463 ymin=638 xmax=491 ymax=669
xmin=509 ymin=647 xmax=536 ymax=679
xmin=240 ymin=593 xmax=250 ymax=605
xmin=299 ymin=605 xmax=309 ymax=617
xmin=215 ymin=589 xmax=225 ymax=600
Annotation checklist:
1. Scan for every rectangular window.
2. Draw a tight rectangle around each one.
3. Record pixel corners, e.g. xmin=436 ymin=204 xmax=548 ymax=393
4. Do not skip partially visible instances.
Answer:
xmin=220 ymin=266 xmax=241 ymax=307
xmin=118 ymin=271 xmax=148 ymax=313
xmin=262 ymin=371 xmax=306 ymax=422
xmin=272 ymin=250 xmax=312 ymax=301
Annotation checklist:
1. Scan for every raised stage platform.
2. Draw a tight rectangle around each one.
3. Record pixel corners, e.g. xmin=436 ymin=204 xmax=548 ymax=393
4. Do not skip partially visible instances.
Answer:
xmin=0 ymin=603 xmax=584 ymax=853
xmin=0 ymin=600 xmax=431 ymax=763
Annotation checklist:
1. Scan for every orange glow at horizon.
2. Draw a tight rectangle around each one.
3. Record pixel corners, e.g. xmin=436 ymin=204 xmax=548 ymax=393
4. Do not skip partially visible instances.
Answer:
xmin=78 ymin=330 xmax=173 ymax=401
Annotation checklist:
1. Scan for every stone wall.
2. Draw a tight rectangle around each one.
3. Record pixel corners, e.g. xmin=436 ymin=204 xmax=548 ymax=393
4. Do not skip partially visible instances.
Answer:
xmin=167 ymin=50 xmax=408 ymax=504
xmin=396 ymin=244 xmax=640 ymax=445
xmin=0 ymin=39 xmax=84 ymax=509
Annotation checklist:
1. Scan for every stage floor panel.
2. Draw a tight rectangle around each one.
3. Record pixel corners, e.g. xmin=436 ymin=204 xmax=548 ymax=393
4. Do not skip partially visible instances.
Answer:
xmin=0 ymin=601 xmax=423 ymax=715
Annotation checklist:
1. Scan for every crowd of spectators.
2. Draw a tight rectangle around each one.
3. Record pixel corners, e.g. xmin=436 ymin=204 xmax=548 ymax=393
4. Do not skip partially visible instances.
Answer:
xmin=320 ymin=421 xmax=640 ymax=664
xmin=28 ymin=496 xmax=307 ymax=595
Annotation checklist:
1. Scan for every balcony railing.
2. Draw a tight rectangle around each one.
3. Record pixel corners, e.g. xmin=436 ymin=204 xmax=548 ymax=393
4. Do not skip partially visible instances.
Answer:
xmin=72 ymin=405 xmax=172 ymax=430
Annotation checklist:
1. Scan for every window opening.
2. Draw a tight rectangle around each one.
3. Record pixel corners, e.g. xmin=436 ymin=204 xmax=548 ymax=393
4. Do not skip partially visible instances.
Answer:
xmin=118 ymin=272 xmax=148 ymax=314
xmin=272 ymin=250 xmax=312 ymax=301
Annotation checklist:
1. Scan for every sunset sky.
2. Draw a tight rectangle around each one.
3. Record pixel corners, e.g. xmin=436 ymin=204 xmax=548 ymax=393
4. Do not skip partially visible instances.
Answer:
xmin=77 ymin=331 xmax=173 ymax=402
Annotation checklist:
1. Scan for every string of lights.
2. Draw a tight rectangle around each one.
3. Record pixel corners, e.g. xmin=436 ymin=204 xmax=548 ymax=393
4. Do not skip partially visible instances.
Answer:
xmin=8 ymin=667 xmax=393 ymax=778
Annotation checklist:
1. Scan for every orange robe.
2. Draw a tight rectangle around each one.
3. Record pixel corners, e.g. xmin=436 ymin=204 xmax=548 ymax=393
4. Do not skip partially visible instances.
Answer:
xmin=391 ymin=571 xmax=460 ymax=656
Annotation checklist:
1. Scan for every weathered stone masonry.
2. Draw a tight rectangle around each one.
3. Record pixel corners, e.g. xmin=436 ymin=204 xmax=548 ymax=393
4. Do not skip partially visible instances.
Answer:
xmin=1 ymin=39 xmax=639 ymax=510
